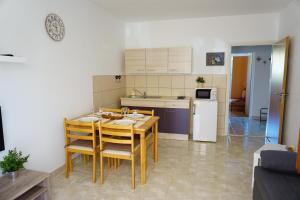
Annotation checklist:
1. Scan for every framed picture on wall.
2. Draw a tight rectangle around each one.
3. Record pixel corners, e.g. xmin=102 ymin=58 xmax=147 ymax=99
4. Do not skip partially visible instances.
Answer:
xmin=206 ymin=52 xmax=225 ymax=66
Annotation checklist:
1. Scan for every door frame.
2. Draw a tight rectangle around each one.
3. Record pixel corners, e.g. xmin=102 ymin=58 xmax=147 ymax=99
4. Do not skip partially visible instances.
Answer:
xmin=225 ymin=41 xmax=275 ymax=136
xmin=266 ymin=37 xmax=290 ymax=144
xmin=229 ymin=53 xmax=253 ymax=117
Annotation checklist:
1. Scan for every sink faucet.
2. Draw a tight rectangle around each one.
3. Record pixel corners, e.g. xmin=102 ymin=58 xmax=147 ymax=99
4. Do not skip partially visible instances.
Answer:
xmin=133 ymin=88 xmax=146 ymax=98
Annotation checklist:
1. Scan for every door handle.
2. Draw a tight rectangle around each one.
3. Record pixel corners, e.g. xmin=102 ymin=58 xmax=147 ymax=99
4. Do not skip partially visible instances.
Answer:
xmin=193 ymin=104 xmax=196 ymax=115
xmin=272 ymin=92 xmax=289 ymax=96
xmin=280 ymin=93 xmax=288 ymax=96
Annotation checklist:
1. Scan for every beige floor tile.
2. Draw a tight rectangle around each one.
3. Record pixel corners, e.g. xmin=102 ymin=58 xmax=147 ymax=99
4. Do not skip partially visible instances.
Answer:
xmin=52 ymin=136 xmax=264 ymax=200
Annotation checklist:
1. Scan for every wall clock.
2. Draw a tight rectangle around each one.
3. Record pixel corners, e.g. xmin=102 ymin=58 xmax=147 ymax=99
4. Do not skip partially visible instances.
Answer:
xmin=45 ymin=14 xmax=65 ymax=41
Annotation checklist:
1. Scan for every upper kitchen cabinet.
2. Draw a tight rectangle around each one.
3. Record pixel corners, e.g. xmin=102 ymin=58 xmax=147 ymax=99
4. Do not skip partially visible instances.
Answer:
xmin=125 ymin=49 xmax=146 ymax=74
xmin=124 ymin=47 xmax=192 ymax=74
xmin=168 ymin=47 xmax=192 ymax=74
xmin=146 ymin=48 xmax=168 ymax=73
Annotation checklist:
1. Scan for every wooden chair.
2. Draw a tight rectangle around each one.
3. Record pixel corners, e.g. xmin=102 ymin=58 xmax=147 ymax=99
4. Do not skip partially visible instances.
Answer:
xmin=128 ymin=109 xmax=155 ymax=167
xmin=64 ymin=118 xmax=99 ymax=183
xmin=100 ymin=108 xmax=122 ymax=114
xmin=99 ymin=122 xmax=140 ymax=189
xmin=128 ymin=109 xmax=154 ymax=116
xmin=100 ymin=107 xmax=124 ymax=167
xmin=129 ymin=109 xmax=154 ymax=144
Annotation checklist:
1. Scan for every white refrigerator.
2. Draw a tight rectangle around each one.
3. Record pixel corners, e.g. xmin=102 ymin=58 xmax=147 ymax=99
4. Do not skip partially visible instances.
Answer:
xmin=193 ymin=100 xmax=218 ymax=142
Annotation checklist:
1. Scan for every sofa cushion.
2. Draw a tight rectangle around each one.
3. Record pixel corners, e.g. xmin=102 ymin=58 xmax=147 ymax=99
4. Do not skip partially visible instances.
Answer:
xmin=261 ymin=150 xmax=298 ymax=174
xmin=254 ymin=167 xmax=300 ymax=200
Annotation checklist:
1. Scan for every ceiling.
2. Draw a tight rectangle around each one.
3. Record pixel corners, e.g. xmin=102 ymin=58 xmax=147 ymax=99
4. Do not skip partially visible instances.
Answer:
xmin=92 ymin=0 xmax=292 ymax=22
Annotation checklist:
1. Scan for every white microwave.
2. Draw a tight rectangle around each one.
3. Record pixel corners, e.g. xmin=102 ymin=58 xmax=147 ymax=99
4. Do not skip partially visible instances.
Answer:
xmin=195 ymin=88 xmax=217 ymax=100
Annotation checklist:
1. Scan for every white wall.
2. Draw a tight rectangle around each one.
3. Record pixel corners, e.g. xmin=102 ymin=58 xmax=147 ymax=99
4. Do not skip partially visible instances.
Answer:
xmin=0 ymin=0 xmax=124 ymax=173
xmin=125 ymin=13 xmax=279 ymax=75
xmin=231 ymin=46 xmax=272 ymax=117
xmin=125 ymin=13 xmax=279 ymax=136
xmin=278 ymin=0 xmax=300 ymax=147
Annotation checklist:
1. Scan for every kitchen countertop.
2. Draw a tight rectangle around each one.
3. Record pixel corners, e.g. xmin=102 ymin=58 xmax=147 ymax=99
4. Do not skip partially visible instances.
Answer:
xmin=121 ymin=96 xmax=191 ymax=109
xmin=121 ymin=96 xmax=191 ymax=102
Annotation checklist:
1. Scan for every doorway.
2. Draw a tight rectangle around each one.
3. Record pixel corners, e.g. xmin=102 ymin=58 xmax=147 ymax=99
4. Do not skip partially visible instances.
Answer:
xmin=229 ymin=45 xmax=272 ymax=137
xmin=230 ymin=55 xmax=250 ymax=117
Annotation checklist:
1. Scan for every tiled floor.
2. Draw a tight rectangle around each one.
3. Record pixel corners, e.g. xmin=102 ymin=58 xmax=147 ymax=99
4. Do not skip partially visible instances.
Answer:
xmin=229 ymin=115 xmax=266 ymax=137
xmin=51 ymin=136 xmax=265 ymax=200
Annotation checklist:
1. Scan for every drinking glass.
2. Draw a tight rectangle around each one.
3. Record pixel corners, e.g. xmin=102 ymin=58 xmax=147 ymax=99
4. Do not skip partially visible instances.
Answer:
xmin=122 ymin=107 xmax=128 ymax=115
xmin=132 ymin=109 xmax=138 ymax=118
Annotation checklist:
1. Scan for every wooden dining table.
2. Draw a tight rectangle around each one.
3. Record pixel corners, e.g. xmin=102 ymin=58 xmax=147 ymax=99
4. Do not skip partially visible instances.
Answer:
xmin=74 ymin=113 xmax=159 ymax=185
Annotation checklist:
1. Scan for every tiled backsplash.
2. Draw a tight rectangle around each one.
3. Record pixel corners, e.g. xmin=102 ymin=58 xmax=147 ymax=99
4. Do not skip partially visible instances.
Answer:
xmin=126 ymin=74 xmax=227 ymax=135
xmin=93 ymin=74 xmax=227 ymax=135
xmin=93 ymin=75 xmax=126 ymax=110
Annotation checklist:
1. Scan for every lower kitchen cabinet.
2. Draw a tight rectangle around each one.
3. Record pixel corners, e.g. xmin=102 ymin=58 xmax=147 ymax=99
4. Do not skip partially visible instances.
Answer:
xmin=128 ymin=106 xmax=190 ymax=135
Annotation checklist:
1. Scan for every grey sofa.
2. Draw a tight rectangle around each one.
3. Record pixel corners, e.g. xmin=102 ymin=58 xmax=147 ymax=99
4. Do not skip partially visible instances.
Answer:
xmin=253 ymin=150 xmax=300 ymax=200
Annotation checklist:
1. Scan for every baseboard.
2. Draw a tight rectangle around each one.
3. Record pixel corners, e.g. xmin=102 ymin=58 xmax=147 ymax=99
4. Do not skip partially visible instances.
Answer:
xmin=50 ymin=164 xmax=65 ymax=178
xmin=50 ymin=154 xmax=80 ymax=178
xmin=158 ymin=132 xmax=189 ymax=141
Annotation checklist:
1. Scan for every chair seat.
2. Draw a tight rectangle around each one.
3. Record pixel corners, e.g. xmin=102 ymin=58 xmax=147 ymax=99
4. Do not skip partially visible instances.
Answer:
xmin=67 ymin=140 xmax=99 ymax=152
xmin=103 ymin=139 xmax=140 ymax=156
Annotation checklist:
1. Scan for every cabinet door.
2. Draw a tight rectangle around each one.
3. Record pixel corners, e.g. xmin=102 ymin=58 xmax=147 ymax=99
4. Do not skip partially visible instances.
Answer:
xmin=168 ymin=47 xmax=192 ymax=74
xmin=146 ymin=48 xmax=168 ymax=73
xmin=163 ymin=108 xmax=190 ymax=134
xmin=125 ymin=49 xmax=146 ymax=74
xmin=127 ymin=106 xmax=165 ymax=132
xmin=125 ymin=106 xmax=189 ymax=135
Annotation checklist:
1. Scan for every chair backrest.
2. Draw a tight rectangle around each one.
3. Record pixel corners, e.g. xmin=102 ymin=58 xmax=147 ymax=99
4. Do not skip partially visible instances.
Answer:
xmin=64 ymin=118 xmax=97 ymax=149
xmin=129 ymin=109 xmax=154 ymax=116
xmin=99 ymin=122 xmax=135 ymax=153
xmin=100 ymin=108 xmax=122 ymax=114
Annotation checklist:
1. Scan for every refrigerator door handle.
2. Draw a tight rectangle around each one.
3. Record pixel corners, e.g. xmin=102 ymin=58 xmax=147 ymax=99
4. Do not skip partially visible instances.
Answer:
xmin=193 ymin=104 xmax=196 ymax=115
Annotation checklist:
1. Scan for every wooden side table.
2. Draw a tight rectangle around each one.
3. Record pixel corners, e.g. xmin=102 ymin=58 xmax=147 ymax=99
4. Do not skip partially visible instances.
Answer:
xmin=252 ymin=144 xmax=287 ymax=187
xmin=0 ymin=169 xmax=51 ymax=200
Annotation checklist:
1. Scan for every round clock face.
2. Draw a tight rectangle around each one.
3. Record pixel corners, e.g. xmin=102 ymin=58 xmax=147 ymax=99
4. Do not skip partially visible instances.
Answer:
xmin=45 ymin=14 xmax=65 ymax=41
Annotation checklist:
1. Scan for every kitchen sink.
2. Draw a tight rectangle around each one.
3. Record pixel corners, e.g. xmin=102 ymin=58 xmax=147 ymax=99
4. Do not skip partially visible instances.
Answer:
xmin=127 ymin=95 xmax=144 ymax=98
xmin=144 ymin=96 xmax=161 ymax=99
xmin=127 ymin=95 xmax=161 ymax=99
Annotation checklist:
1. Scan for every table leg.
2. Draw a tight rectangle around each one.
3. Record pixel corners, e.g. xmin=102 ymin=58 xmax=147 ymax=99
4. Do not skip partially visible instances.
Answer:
xmin=140 ymin=133 xmax=146 ymax=185
xmin=154 ymin=122 xmax=158 ymax=163
xmin=152 ymin=125 xmax=155 ymax=161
